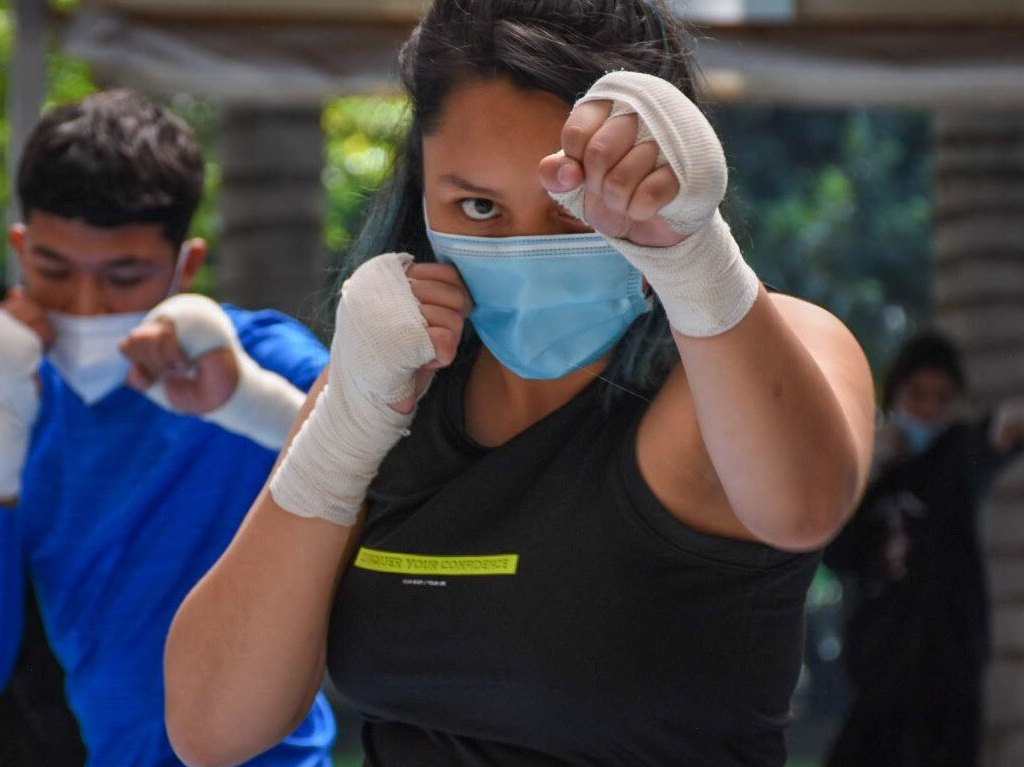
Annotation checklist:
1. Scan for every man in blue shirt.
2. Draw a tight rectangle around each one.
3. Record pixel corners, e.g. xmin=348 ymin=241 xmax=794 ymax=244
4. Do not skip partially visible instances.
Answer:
xmin=0 ymin=89 xmax=335 ymax=765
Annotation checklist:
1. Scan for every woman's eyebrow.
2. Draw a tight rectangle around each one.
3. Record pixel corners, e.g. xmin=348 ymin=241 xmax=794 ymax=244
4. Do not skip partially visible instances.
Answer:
xmin=437 ymin=174 xmax=505 ymax=199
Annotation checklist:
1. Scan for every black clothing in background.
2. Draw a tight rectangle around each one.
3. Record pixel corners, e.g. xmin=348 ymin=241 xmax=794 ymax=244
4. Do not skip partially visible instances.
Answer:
xmin=0 ymin=585 xmax=86 ymax=767
xmin=824 ymin=416 xmax=1019 ymax=767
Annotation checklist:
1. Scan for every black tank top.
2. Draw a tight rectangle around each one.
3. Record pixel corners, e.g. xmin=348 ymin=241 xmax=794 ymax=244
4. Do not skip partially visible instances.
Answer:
xmin=328 ymin=351 xmax=820 ymax=766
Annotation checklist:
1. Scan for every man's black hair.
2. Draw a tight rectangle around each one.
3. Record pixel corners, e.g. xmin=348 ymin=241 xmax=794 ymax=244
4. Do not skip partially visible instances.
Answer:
xmin=16 ymin=89 xmax=204 ymax=248
xmin=882 ymin=330 xmax=967 ymax=411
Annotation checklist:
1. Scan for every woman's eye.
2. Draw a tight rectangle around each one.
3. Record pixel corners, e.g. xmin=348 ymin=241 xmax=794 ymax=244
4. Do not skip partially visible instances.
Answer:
xmin=460 ymin=198 xmax=498 ymax=221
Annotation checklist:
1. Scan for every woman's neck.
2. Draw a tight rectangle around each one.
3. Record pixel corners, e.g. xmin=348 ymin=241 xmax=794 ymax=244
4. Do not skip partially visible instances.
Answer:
xmin=463 ymin=346 xmax=607 ymax=447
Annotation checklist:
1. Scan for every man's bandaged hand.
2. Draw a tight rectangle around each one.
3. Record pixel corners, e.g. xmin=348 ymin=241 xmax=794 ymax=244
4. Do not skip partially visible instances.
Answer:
xmin=270 ymin=253 xmax=440 ymax=527
xmin=124 ymin=294 xmax=305 ymax=450
xmin=542 ymin=71 xmax=760 ymax=338
xmin=0 ymin=308 xmax=43 ymax=499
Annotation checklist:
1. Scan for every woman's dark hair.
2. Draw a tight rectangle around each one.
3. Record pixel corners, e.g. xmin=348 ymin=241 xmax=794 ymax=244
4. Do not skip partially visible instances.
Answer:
xmin=343 ymin=0 xmax=702 ymax=400
xmin=17 ymin=89 xmax=204 ymax=249
xmin=882 ymin=331 xmax=967 ymax=412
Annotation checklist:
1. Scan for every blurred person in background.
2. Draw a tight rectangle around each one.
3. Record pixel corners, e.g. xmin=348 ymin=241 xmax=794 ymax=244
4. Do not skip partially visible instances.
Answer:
xmin=0 ymin=88 xmax=336 ymax=765
xmin=825 ymin=330 xmax=1024 ymax=767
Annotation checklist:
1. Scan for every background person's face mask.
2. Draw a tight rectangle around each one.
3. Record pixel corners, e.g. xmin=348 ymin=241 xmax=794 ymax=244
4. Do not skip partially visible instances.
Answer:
xmin=46 ymin=311 xmax=147 ymax=404
xmin=44 ymin=241 xmax=191 ymax=405
xmin=889 ymin=408 xmax=946 ymax=455
xmin=427 ymin=227 xmax=651 ymax=380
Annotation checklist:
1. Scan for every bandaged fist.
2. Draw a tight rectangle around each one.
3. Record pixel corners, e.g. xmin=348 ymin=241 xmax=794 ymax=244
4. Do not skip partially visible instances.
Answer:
xmin=539 ymin=71 xmax=727 ymax=248
xmin=541 ymin=71 xmax=758 ymax=339
xmin=123 ymin=294 xmax=304 ymax=451
xmin=270 ymin=253 xmax=461 ymax=526
xmin=390 ymin=261 xmax=472 ymax=413
xmin=120 ymin=308 xmax=238 ymax=415
xmin=329 ymin=254 xmax=461 ymax=410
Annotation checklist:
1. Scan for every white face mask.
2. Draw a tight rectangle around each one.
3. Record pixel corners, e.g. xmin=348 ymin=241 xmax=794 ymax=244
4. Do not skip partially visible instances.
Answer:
xmin=47 ymin=311 xmax=147 ymax=404
xmin=45 ymin=241 xmax=191 ymax=405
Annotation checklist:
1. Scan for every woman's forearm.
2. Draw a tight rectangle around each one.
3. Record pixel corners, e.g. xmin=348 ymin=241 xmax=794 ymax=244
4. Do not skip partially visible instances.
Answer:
xmin=164 ymin=490 xmax=355 ymax=767
xmin=165 ymin=371 xmax=353 ymax=767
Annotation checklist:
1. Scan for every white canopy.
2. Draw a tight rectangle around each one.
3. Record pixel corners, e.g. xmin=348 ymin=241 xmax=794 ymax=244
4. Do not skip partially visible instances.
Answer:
xmin=61 ymin=7 xmax=1024 ymax=109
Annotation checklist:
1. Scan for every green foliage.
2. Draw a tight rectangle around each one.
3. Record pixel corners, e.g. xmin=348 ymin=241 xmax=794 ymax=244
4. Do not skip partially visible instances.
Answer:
xmin=322 ymin=95 xmax=410 ymax=260
xmin=45 ymin=46 xmax=95 ymax=108
xmin=714 ymin=105 xmax=933 ymax=376
xmin=165 ymin=93 xmax=222 ymax=294
xmin=0 ymin=3 xmax=11 ymax=61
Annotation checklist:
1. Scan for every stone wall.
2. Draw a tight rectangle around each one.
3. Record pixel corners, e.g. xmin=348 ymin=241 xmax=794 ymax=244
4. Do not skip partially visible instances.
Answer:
xmin=933 ymin=111 xmax=1024 ymax=767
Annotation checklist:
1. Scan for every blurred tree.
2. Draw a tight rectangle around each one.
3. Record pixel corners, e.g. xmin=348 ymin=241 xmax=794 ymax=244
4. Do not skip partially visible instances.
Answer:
xmin=712 ymin=107 xmax=935 ymax=767
xmin=321 ymin=94 xmax=409 ymax=264
xmin=714 ymin=105 xmax=933 ymax=375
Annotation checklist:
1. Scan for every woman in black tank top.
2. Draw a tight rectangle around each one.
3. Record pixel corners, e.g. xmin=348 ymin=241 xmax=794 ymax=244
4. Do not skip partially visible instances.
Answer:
xmin=163 ymin=2 xmax=877 ymax=765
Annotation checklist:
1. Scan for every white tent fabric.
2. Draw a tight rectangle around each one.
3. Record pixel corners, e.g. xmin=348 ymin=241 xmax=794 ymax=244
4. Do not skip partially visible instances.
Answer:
xmin=62 ymin=10 xmax=408 ymax=104
xmin=63 ymin=9 xmax=1024 ymax=109
xmin=698 ymin=35 xmax=1024 ymax=109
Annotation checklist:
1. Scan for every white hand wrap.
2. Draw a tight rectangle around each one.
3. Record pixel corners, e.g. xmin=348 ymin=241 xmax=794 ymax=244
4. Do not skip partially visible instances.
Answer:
xmin=142 ymin=294 xmax=305 ymax=450
xmin=991 ymin=398 xmax=1024 ymax=452
xmin=548 ymin=71 xmax=760 ymax=337
xmin=0 ymin=309 xmax=43 ymax=498
xmin=269 ymin=253 xmax=436 ymax=526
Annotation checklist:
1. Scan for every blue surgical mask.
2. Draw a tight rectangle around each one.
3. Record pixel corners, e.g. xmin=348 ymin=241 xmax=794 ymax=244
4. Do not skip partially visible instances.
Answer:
xmin=427 ymin=227 xmax=651 ymax=380
xmin=889 ymin=409 xmax=944 ymax=455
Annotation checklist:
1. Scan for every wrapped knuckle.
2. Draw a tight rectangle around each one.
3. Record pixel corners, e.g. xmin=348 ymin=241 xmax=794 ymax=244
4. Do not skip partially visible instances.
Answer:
xmin=335 ymin=252 xmax=437 ymax=397
xmin=145 ymin=295 xmax=236 ymax=360
xmin=604 ymin=166 xmax=634 ymax=197
xmin=561 ymin=122 xmax=590 ymax=154
xmin=583 ymin=139 xmax=615 ymax=169
xmin=643 ymin=175 xmax=677 ymax=207
xmin=345 ymin=292 xmax=422 ymax=354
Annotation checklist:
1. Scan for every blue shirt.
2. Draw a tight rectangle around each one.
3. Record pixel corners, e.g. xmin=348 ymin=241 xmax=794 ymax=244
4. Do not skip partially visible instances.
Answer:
xmin=0 ymin=506 xmax=23 ymax=686
xmin=2 ymin=305 xmax=335 ymax=766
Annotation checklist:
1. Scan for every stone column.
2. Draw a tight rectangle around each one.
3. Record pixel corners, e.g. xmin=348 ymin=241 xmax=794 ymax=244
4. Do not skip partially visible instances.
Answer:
xmin=5 ymin=0 xmax=47 ymax=287
xmin=216 ymin=103 xmax=329 ymax=330
xmin=933 ymin=111 xmax=1024 ymax=767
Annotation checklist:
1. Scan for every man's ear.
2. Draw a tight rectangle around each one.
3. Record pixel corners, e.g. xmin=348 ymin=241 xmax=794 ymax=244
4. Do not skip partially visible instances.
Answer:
xmin=178 ymin=238 xmax=208 ymax=291
xmin=8 ymin=224 xmax=27 ymax=267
